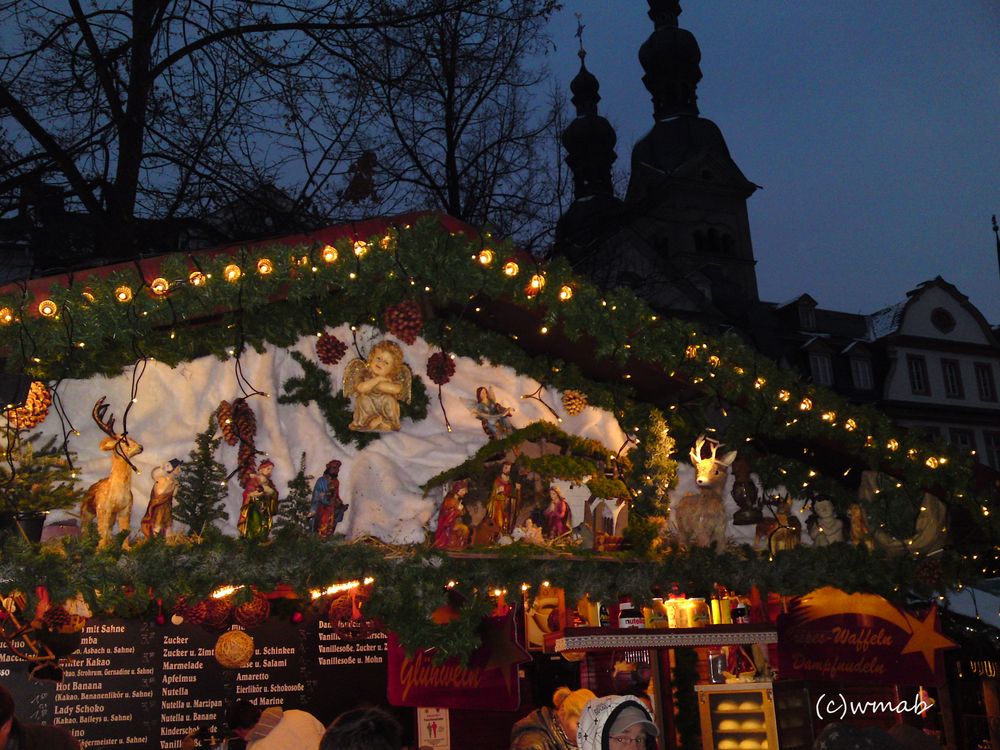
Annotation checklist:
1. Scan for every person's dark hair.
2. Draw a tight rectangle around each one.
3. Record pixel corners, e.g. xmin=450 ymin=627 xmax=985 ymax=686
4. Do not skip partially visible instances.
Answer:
xmin=320 ymin=706 xmax=401 ymax=750
xmin=0 ymin=684 xmax=14 ymax=725
xmin=226 ymin=700 xmax=261 ymax=732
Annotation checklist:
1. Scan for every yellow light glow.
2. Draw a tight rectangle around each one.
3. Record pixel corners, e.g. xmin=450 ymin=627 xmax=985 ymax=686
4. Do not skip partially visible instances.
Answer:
xmin=777 ymin=389 xmax=791 ymax=402
xmin=224 ymin=264 xmax=242 ymax=283
xmin=189 ymin=271 xmax=207 ymax=286
xmin=558 ymin=285 xmax=573 ymax=301
xmin=754 ymin=377 xmax=766 ymax=389
xmin=115 ymin=286 xmax=134 ymax=303
xmin=685 ymin=344 xmax=699 ymax=359
xmin=844 ymin=418 xmax=857 ymax=431
xmin=309 ymin=577 xmax=373 ymax=600
xmin=0 ymin=307 xmax=13 ymax=325
xmin=150 ymin=277 xmax=170 ymax=295
xmin=353 ymin=240 xmax=368 ymax=257
xmin=256 ymin=258 xmax=274 ymax=275
xmin=529 ymin=273 xmax=546 ymax=290
xmin=734 ymin=366 xmax=745 ymax=375
xmin=799 ymin=397 xmax=813 ymax=411
xmin=821 ymin=411 xmax=836 ymax=422
xmin=925 ymin=456 xmax=940 ymax=469
xmin=887 ymin=439 xmax=899 ymax=451
xmin=38 ymin=299 xmax=58 ymax=317
xmin=707 ymin=355 xmax=721 ymax=368
xmin=211 ymin=584 xmax=244 ymax=599
xmin=478 ymin=249 xmax=495 ymax=266
xmin=322 ymin=245 xmax=338 ymax=263
xmin=503 ymin=261 xmax=519 ymax=276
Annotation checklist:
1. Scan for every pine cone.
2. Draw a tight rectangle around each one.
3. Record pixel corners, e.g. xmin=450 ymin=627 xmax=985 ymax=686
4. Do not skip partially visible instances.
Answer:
xmin=40 ymin=605 xmax=71 ymax=632
xmin=238 ymin=443 xmax=257 ymax=488
xmin=5 ymin=381 xmax=52 ymax=429
xmin=201 ymin=598 xmax=233 ymax=630
xmin=234 ymin=591 xmax=270 ymax=628
xmin=316 ymin=334 xmax=349 ymax=365
xmin=383 ymin=300 xmax=423 ymax=345
xmin=172 ymin=597 xmax=206 ymax=625
xmin=562 ymin=390 xmax=588 ymax=416
xmin=327 ymin=593 xmax=353 ymax=624
xmin=232 ymin=399 xmax=257 ymax=443
xmin=217 ymin=401 xmax=237 ymax=446
xmin=426 ymin=352 xmax=456 ymax=386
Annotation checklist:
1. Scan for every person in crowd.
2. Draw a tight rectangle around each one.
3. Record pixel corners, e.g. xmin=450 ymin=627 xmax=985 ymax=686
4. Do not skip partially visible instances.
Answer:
xmin=0 ymin=684 xmax=81 ymax=749
xmin=510 ymin=686 xmax=597 ymax=750
xmin=575 ymin=695 xmax=658 ymax=750
xmin=225 ymin=699 xmax=324 ymax=749
xmin=320 ymin=706 xmax=402 ymax=750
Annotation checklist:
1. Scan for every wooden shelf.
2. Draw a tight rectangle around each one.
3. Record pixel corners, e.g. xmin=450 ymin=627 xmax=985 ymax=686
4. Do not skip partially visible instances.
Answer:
xmin=552 ymin=625 xmax=778 ymax=652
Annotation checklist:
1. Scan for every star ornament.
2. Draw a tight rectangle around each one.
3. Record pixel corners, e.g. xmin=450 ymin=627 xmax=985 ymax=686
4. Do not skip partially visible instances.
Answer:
xmin=480 ymin=615 xmax=531 ymax=694
xmin=900 ymin=606 xmax=957 ymax=671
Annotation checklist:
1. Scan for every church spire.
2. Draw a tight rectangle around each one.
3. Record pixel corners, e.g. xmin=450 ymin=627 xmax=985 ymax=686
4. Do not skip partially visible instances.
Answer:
xmin=639 ymin=0 xmax=702 ymax=118
xmin=561 ymin=21 xmax=617 ymax=200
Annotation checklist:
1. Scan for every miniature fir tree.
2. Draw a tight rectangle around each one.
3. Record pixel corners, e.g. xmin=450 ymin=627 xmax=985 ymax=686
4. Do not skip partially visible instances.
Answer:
xmin=274 ymin=452 xmax=313 ymax=533
xmin=173 ymin=416 xmax=229 ymax=535
xmin=0 ymin=432 xmax=79 ymax=514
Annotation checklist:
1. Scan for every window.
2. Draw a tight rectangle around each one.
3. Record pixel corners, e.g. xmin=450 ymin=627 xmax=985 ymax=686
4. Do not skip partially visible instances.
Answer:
xmin=941 ymin=359 xmax=964 ymax=399
xmin=907 ymin=355 xmax=930 ymax=395
xmin=850 ymin=357 xmax=873 ymax=390
xmin=975 ymin=363 xmax=997 ymax=402
xmin=931 ymin=307 xmax=956 ymax=334
xmin=950 ymin=429 xmax=976 ymax=457
xmin=809 ymin=352 xmax=833 ymax=386
xmin=985 ymin=433 xmax=1000 ymax=470
xmin=799 ymin=304 xmax=816 ymax=330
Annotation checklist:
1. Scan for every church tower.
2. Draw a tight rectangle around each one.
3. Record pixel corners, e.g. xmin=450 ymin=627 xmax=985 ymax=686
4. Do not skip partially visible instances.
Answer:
xmin=626 ymin=0 xmax=760 ymax=306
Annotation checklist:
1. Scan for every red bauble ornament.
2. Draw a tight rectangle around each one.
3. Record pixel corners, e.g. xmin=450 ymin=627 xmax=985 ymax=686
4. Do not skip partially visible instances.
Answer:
xmin=317 ymin=334 xmax=349 ymax=365
xmin=291 ymin=611 xmax=304 ymax=624
xmin=426 ymin=352 xmax=456 ymax=386
xmin=383 ymin=300 xmax=423 ymax=344
xmin=156 ymin=613 xmax=167 ymax=626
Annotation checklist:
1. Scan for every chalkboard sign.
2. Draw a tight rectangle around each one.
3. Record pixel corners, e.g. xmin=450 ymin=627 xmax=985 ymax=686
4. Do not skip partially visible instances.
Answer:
xmin=0 ymin=615 xmax=393 ymax=749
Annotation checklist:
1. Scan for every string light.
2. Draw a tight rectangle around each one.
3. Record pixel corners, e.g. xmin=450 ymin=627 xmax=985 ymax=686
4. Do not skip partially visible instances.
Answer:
xmin=529 ymin=273 xmax=546 ymax=291
xmin=477 ymin=249 xmax=495 ymax=266
xmin=707 ymin=355 xmax=721 ymax=367
xmin=189 ymin=271 xmax=207 ymax=286
xmin=503 ymin=261 xmax=519 ymax=276
xmin=322 ymin=245 xmax=338 ymax=263
xmin=224 ymin=264 xmax=242 ymax=283
xmin=115 ymin=286 xmax=133 ymax=303
xmin=887 ymin=439 xmax=899 ymax=451
xmin=256 ymin=258 xmax=274 ymax=275
xmin=558 ymin=285 xmax=573 ymax=301
xmin=799 ymin=397 xmax=813 ymax=411
xmin=38 ymin=299 xmax=58 ymax=318
xmin=0 ymin=307 xmax=14 ymax=325
xmin=353 ymin=240 xmax=368 ymax=257
xmin=777 ymin=389 xmax=791 ymax=402
xmin=150 ymin=277 xmax=170 ymax=296
xmin=754 ymin=377 xmax=766 ymax=389
xmin=844 ymin=418 xmax=857 ymax=431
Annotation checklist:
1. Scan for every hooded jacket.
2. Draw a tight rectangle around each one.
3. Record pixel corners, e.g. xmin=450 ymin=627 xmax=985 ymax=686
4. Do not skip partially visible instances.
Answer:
xmin=576 ymin=696 xmax=655 ymax=750
xmin=509 ymin=705 xmax=576 ymax=750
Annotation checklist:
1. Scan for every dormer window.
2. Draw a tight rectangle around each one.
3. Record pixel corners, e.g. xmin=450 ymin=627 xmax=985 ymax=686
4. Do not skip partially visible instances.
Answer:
xmin=850 ymin=357 xmax=873 ymax=390
xmin=809 ymin=352 xmax=833 ymax=386
xmin=799 ymin=302 xmax=816 ymax=330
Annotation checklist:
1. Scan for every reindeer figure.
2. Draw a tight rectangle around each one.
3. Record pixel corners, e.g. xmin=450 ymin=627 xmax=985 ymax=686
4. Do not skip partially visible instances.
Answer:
xmin=671 ymin=436 xmax=736 ymax=550
xmin=80 ymin=397 xmax=143 ymax=546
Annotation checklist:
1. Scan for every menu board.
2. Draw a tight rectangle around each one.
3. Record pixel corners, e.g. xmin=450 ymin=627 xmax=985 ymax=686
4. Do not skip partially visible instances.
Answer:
xmin=0 ymin=614 xmax=394 ymax=749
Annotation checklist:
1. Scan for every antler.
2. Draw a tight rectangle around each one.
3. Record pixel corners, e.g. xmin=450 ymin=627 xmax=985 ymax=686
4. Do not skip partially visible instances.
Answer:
xmin=92 ymin=396 xmax=119 ymax=438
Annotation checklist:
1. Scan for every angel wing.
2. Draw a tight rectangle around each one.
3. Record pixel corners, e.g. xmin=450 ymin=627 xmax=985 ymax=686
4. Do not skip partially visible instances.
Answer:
xmin=342 ymin=358 xmax=371 ymax=397
xmin=394 ymin=363 xmax=413 ymax=404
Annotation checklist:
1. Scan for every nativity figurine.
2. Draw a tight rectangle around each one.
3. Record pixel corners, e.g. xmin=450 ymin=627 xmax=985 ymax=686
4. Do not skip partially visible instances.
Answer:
xmin=434 ymin=479 xmax=470 ymax=550
xmin=239 ymin=459 xmax=278 ymax=539
xmin=311 ymin=459 xmax=348 ymax=537
xmin=343 ymin=340 xmax=412 ymax=432
xmin=543 ymin=486 xmax=572 ymax=538
xmin=469 ymin=386 xmax=514 ymax=440
xmin=140 ymin=458 xmax=183 ymax=540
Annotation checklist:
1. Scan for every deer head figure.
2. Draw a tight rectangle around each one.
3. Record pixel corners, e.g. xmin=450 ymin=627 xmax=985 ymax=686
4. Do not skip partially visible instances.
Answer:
xmin=80 ymin=397 xmax=143 ymax=546
xmin=689 ymin=435 xmax=737 ymax=491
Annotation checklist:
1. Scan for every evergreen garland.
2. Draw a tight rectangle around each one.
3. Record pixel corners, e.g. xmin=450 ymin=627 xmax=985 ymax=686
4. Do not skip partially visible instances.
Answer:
xmin=173 ymin=416 xmax=229 ymax=535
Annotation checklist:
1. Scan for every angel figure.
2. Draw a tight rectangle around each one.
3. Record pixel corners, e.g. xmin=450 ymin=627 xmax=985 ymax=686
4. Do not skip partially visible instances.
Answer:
xmin=469 ymin=385 xmax=514 ymax=440
xmin=343 ymin=340 xmax=412 ymax=431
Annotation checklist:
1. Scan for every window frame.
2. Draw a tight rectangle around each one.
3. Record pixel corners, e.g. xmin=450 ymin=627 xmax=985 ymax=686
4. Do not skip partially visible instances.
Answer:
xmin=809 ymin=351 xmax=833 ymax=386
xmin=941 ymin=358 xmax=965 ymax=399
xmin=949 ymin=428 xmax=976 ymax=457
xmin=984 ymin=432 xmax=1000 ymax=470
xmin=850 ymin=356 xmax=874 ymax=391
xmin=907 ymin=355 xmax=930 ymax=395
xmin=974 ymin=362 xmax=997 ymax=402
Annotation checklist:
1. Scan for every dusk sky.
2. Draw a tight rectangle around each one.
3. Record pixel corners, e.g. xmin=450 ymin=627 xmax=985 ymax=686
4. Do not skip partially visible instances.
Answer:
xmin=546 ymin=1 xmax=1000 ymax=322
